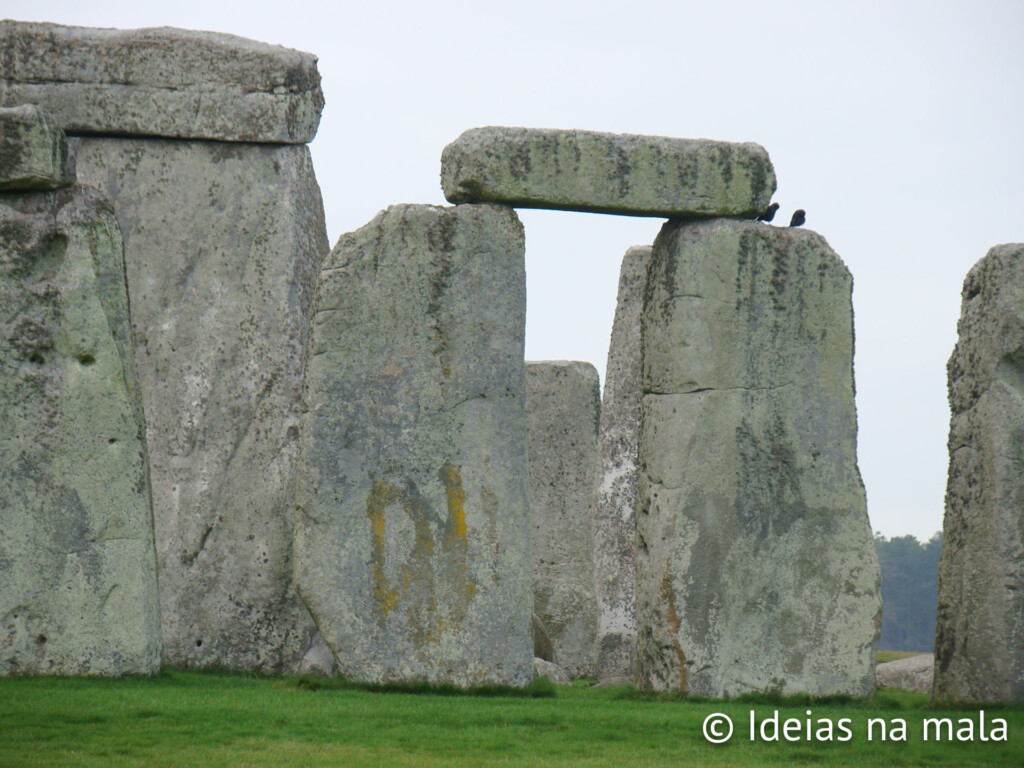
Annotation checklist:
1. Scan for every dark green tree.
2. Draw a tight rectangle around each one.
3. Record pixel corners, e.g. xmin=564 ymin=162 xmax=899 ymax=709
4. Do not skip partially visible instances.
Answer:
xmin=874 ymin=531 xmax=942 ymax=652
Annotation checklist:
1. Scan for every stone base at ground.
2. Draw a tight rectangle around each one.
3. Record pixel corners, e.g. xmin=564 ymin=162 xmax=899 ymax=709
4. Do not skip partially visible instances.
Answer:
xmin=294 ymin=204 xmax=533 ymax=687
xmin=636 ymin=218 xmax=881 ymax=698
xmin=0 ymin=185 xmax=160 ymax=675
xmin=526 ymin=361 xmax=600 ymax=678
xmin=73 ymin=137 xmax=327 ymax=672
xmin=876 ymin=654 xmax=933 ymax=694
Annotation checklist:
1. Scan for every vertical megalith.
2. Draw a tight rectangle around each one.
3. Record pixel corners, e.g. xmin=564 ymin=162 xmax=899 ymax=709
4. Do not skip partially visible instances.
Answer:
xmin=935 ymin=244 xmax=1024 ymax=704
xmin=593 ymin=244 xmax=651 ymax=684
xmin=0 ymin=108 xmax=160 ymax=673
xmin=2 ymin=21 xmax=329 ymax=671
xmin=294 ymin=204 xmax=533 ymax=686
xmin=526 ymin=360 xmax=600 ymax=678
xmin=636 ymin=218 xmax=880 ymax=697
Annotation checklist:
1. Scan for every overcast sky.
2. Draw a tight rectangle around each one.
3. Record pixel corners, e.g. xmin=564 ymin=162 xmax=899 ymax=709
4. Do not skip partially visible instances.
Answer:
xmin=7 ymin=0 xmax=1023 ymax=541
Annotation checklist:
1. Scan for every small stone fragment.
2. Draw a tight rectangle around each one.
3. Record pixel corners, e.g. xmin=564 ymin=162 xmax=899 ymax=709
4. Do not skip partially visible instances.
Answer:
xmin=298 ymin=632 xmax=337 ymax=678
xmin=636 ymin=218 xmax=881 ymax=698
xmin=934 ymin=243 xmax=1024 ymax=704
xmin=526 ymin=361 xmax=600 ymax=678
xmin=0 ymin=186 xmax=160 ymax=675
xmin=0 ymin=21 xmax=323 ymax=143
xmin=533 ymin=657 xmax=571 ymax=686
xmin=593 ymin=245 xmax=652 ymax=684
xmin=0 ymin=105 xmax=74 ymax=190
xmin=441 ymin=127 xmax=775 ymax=218
xmin=876 ymin=654 xmax=934 ymax=694
xmin=294 ymin=203 xmax=533 ymax=687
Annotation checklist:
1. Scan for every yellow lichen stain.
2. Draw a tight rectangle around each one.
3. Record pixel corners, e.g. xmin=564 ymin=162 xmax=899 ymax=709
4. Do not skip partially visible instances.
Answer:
xmin=364 ymin=465 xmax=478 ymax=648
xmin=662 ymin=575 xmax=689 ymax=695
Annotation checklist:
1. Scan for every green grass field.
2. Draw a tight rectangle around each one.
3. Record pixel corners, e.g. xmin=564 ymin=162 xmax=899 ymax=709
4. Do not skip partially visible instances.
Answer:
xmin=1 ymin=671 xmax=1020 ymax=767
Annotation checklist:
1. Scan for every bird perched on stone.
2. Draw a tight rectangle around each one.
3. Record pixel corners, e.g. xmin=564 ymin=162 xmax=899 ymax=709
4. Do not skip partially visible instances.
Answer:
xmin=756 ymin=202 xmax=779 ymax=222
xmin=789 ymin=209 xmax=806 ymax=227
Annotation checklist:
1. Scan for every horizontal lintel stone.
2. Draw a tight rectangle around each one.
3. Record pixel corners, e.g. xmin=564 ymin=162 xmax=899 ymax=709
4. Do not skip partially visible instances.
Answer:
xmin=441 ymin=126 xmax=776 ymax=218
xmin=0 ymin=20 xmax=323 ymax=143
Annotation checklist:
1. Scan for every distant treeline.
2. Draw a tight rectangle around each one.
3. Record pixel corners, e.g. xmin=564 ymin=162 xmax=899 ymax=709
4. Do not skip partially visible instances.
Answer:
xmin=875 ymin=531 xmax=942 ymax=653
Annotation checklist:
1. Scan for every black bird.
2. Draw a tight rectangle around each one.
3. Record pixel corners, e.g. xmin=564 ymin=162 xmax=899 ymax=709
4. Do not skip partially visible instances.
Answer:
xmin=789 ymin=209 xmax=806 ymax=227
xmin=756 ymin=202 xmax=779 ymax=222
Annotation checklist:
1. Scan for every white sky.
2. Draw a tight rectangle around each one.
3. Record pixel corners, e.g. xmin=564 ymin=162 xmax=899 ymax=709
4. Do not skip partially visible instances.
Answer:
xmin=6 ymin=0 xmax=1022 ymax=541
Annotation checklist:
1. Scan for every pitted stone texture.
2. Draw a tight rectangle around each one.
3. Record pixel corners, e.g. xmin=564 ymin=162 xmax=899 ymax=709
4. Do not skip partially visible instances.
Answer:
xmin=73 ymin=137 xmax=327 ymax=672
xmin=526 ymin=360 xmax=600 ymax=678
xmin=295 ymin=204 xmax=532 ymax=687
xmin=0 ymin=186 xmax=160 ymax=675
xmin=0 ymin=105 xmax=74 ymax=190
xmin=441 ymin=127 xmax=775 ymax=218
xmin=636 ymin=218 xmax=880 ymax=698
xmin=0 ymin=21 xmax=322 ymax=143
xmin=876 ymin=654 xmax=933 ymax=694
xmin=593 ymin=245 xmax=651 ymax=683
xmin=935 ymin=244 xmax=1024 ymax=704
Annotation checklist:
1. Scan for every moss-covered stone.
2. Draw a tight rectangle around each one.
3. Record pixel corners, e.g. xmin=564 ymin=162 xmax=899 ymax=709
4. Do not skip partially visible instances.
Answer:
xmin=441 ymin=127 xmax=775 ymax=218
xmin=0 ymin=105 xmax=74 ymax=191
xmin=294 ymin=204 xmax=533 ymax=687
xmin=0 ymin=186 xmax=159 ymax=676
xmin=635 ymin=219 xmax=880 ymax=698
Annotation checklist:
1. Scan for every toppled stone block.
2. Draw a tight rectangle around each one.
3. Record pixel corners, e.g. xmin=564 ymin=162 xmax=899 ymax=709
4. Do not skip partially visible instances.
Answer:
xmin=441 ymin=127 xmax=775 ymax=218
xmin=526 ymin=361 xmax=600 ymax=678
xmin=935 ymin=244 xmax=1024 ymax=704
xmin=533 ymin=657 xmax=571 ymax=686
xmin=636 ymin=219 xmax=881 ymax=698
xmin=73 ymin=138 xmax=327 ymax=672
xmin=294 ymin=204 xmax=533 ymax=687
xmin=593 ymin=245 xmax=651 ymax=683
xmin=0 ymin=105 xmax=74 ymax=190
xmin=0 ymin=185 xmax=160 ymax=675
xmin=876 ymin=654 xmax=933 ymax=694
xmin=0 ymin=21 xmax=323 ymax=143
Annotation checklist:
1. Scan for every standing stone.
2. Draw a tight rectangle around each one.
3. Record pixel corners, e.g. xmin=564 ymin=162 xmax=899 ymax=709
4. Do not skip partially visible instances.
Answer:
xmin=526 ymin=360 xmax=600 ymax=678
xmin=295 ymin=204 xmax=533 ymax=687
xmin=441 ymin=127 xmax=776 ymax=218
xmin=0 ymin=21 xmax=323 ymax=143
xmin=73 ymin=138 xmax=326 ymax=671
xmin=935 ymin=244 xmax=1024 ymax=704
xmin=593 ymin=245 xmax=652 ymax=684
xmin=0 ymin=184 xmax=160 ymax=675
xmin=636 ymin=218 xmax=880 ymax=697
xmin=0 ymin=105 xmax=74 ymax=191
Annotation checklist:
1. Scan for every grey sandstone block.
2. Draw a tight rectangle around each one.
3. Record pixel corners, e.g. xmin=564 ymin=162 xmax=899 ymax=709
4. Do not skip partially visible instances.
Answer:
xmin=0 ymin=185 xmax=160 ymax=675
xmin=0 ymin=21 xmax=323 ymax=143
xmin=526 ymin=360 xmax=600 ymax=678
xmin=294 ymin=203 xmax=533 ymax=687
xmin=0 ymin=105 xmax=74 ymax=190
xmin=636 ymin=218 xmax=880 ymax=698
xmin=593 ymin=245 xmax=651 ymax=684
xmin=441 ymin=127 xmax=775 ymax=218
xmin=935 ymin=244 xmax=1024 ymax=704
xmin=73 ymin=137 xmax=328 ymax=672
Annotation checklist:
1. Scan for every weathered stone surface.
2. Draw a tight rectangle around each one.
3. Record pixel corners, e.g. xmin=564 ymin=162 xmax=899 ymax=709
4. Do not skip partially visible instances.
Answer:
xmin=533 ymin=657 xmax=571 ymax=686
xmin=593 ymin=245 xmax=651 ymax=684
xmin=876 ymin=654 xmax=933 ymax=694
xmin=526 ymin=361 xmax=600 ymax=678
xmin=441 ymin=127 xmax=775 ymax=218
xmin=935 ymin=244 xmax=1024 ymax=704
xmin=0 ymin=105 xmax=74 ymax=190
xmin=636 ymin=218 xmax=881 ymax=697
xmin=0 ymin=185 xmax=160 ymax=675
xmin=294 ymin=204 xmax=533 ymax=686
xmin=73 ymin=137 xmax=327 ymax=671
xmin=0 ymin=21 xmax=322 ymax=143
